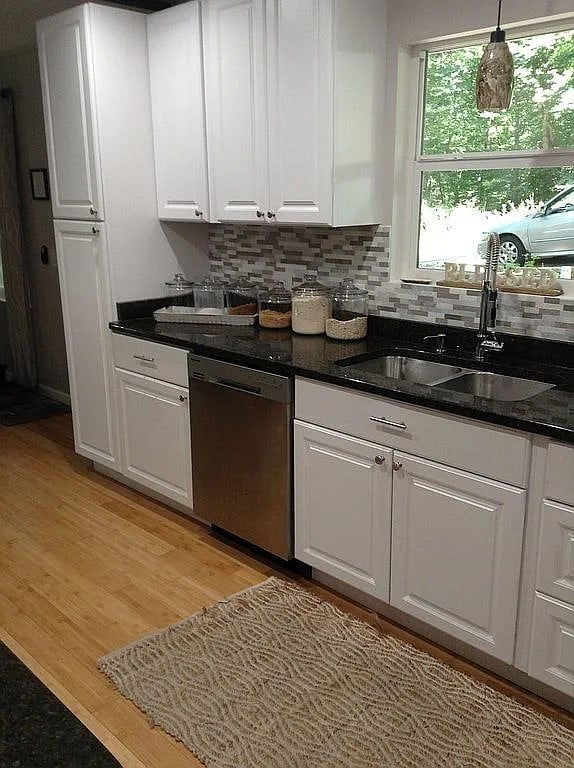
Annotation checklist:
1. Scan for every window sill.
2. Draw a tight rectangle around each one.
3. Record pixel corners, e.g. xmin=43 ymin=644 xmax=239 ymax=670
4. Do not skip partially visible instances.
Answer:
xmin=392 ymin=278 xmax=574 ymax=299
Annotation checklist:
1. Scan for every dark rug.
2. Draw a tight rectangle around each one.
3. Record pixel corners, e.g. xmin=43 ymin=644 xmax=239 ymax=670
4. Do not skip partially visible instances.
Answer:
xmin=0 ymin=642 xmax=121 ymax=768
xmin=0 ymin=389 xmax=69 ymax=426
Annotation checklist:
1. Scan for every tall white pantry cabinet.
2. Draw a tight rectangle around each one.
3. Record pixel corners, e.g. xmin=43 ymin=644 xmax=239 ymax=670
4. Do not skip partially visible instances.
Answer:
xmin=37 ymin=3 xmax=184 ymax=468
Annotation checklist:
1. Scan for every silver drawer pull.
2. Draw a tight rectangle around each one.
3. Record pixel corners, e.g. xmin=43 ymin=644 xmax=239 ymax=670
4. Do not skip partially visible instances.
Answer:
xmin=370 ymin=416 xmax=407 ymax=430
xmin=133 ymin=354 xmax=155 ymax=363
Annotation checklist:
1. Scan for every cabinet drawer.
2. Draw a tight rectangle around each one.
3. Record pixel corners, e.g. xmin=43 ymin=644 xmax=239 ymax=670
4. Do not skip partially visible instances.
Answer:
xmin=537 ymin=500 xmax=574 ymax=605
xmin=545 ymin=442 xmax=574 ymax=506
xmin=112 ymin=333 xmax=188 ymax=386
xmin=529 ymin=592 xmax=574 ymax=697
xmin=295 ymin=378 xmax=530 ymax=486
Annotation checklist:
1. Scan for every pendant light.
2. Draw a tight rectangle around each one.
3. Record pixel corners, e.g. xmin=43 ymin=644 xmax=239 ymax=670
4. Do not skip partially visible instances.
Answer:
xmin=476 ymin=0 xmax=514 ymax=113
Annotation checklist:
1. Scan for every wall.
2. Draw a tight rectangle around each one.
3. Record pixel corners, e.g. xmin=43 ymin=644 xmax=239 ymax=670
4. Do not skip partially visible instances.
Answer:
xmin=0 ymin=44 xmax=69 ymax=397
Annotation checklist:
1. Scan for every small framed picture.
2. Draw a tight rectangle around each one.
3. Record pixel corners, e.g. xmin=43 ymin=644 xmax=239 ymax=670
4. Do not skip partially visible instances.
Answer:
xmin=29 ymin=168 xmax=50 ymax=200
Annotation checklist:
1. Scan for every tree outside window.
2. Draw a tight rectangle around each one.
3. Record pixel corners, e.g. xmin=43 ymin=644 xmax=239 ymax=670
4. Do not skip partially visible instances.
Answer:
xmin=416 ymin=29 xmax=574 ymax=277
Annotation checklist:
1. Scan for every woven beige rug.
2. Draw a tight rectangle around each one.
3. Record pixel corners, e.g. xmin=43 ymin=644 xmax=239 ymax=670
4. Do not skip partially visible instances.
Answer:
xmin=99 ymin=577 xmax=573 ymax=768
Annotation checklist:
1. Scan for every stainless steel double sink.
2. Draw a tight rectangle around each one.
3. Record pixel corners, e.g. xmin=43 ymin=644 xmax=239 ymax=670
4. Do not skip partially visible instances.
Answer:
xmin=339 ymin=354 xmax=556 ymax=402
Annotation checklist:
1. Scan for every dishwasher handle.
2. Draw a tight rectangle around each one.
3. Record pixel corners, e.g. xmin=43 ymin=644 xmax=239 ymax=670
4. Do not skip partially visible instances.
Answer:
xmin=188 ymin=353 xmax=292 ymax=404
xmin=215 ymin=378 xmax=262 ymax=396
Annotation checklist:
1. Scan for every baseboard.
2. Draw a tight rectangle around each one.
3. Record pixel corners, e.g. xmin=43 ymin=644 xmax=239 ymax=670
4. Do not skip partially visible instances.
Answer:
xmin=38 ymin=384 xmax=71 ymax=406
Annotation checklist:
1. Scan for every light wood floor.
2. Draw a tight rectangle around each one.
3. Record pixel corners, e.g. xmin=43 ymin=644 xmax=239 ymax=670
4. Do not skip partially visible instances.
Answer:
xmin=0 ymin=414 xmax=572 ymax=768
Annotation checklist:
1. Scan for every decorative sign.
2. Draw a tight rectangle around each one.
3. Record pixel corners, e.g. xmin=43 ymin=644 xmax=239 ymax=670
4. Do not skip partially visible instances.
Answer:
xmin=438 ymin=263 xmax=562 ymax=296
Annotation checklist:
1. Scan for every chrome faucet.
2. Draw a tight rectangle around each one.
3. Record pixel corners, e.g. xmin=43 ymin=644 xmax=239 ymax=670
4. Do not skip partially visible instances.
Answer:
xmin=476 ymin=233 xmax=504 ymax=361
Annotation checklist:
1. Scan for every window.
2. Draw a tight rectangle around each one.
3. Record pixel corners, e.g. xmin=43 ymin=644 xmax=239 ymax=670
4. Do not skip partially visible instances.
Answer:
xmin=397 ymin=27 xmax=574 ymax=280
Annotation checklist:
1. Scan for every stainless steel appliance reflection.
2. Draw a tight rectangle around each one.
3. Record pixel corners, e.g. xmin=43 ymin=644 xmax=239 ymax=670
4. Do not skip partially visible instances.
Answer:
xmin=188 ymin=354 xmax=293 ymax=560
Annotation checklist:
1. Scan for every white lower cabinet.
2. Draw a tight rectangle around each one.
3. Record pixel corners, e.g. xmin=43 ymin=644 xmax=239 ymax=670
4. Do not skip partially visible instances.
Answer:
xmin=112 ymin=334 xmax=193 ymax=510
xmin=528 ymin=593 xmax=574 ymax=696
xmin=54 ymin=220 xmax=117 ymax=469
xmin=116 ymin=369 xmax=192 ymax=509
xmin=294 ymin=378 xmax=529 ymax=666
xmin=524 ymin=440 xmax=574 ymax=696
xmin=295 ymin=422 xmax=392 ymax=599
xmin=390 ymin=453 xmax=526 ymax=663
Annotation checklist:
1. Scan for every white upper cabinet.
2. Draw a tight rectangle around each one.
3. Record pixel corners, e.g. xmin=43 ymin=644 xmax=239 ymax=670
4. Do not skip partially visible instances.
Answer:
xmin=147 ymin=2 xmax=210 ymax=222
xmin=37 ymin=5 xmax=103 ymax=221
xmin=203 ymin=0 xmax=269 ymax=222
xmin=203 ymin=0 xmax=387 ymax=225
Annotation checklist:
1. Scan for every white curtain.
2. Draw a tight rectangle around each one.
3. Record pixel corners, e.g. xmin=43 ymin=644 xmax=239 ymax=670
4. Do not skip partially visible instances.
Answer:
xmin=0 ymin=88 xmax=37 ymax=389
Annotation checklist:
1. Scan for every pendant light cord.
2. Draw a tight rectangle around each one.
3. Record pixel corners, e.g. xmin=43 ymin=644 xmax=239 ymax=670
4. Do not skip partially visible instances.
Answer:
xmin=497 ymin=0 xmax=502 ymax=31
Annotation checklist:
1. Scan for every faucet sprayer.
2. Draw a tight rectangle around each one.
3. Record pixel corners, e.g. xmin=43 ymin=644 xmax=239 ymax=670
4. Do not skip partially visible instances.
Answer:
xmin=476 ymin=233 xmax=504 ymax=361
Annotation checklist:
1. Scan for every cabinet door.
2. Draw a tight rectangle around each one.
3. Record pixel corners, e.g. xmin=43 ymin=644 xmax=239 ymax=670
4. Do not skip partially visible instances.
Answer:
xmin=37 ymin=5 xmax=103 ymax=220
xmin=529 ymin=593 xmax=574 ymax=697
xmin=537 ymin=500 xmax=574 ymax=605
xmin=54 ymin=221 xmax=116 ymax=468
xmin=116 ymin=370 xmax=193 ymax=508
xmin=203 ymin=0 xmax=269 ymax=221
xmin=295 ymin=421 xmax=392 ymax=600
xmin=267 ymin=0 xmax=333 ymax=224
xmin=147 ymin=2 xmax=210 ymax=222
xmin=391 ymin=452 xmax=526 ymax=663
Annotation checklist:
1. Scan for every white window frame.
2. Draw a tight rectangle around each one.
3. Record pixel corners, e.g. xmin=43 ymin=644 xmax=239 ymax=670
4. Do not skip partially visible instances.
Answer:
xmin=390 ymin=19 xmax=574 ymax=284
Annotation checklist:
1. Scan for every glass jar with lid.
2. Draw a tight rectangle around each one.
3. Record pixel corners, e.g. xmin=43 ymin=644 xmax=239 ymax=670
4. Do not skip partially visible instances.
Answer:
xmin=192 ymin=276 xmax=225 ymax=312
xmin=325 ymin=278 xmax=368 ymax=340
xmin=291 ymin=277 xmax=331 ymax=335
xmin=225 ymin=276 xmax=258 ymax=315
xmin=258 ymin=282 xmax=292 ymax=328
xmin=164 ymin=273 xmax=194 ymax=305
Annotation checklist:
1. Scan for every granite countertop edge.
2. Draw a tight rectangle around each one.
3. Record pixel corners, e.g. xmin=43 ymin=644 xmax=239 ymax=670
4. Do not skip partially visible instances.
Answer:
xmin=109 ymin=319 xmax=574 ymax=446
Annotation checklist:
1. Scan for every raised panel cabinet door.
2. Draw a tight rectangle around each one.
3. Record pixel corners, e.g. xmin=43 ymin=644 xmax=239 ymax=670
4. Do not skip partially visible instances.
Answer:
xmin=537 ymin=500 xmax=574 ymax=605
xmin=529 ymin=593 xmax=574 ymax=697
xmin=390 ymin=453 xmax=526 ymax=663
xmin=116 ymin=370 xmax=193 ymax=508
xmin=294 ymin=421 xmax=392 ymax=600
xmin=37 ymin=5 xmax=103 ymax=221
xmin=266 ymin=0 xmax=333 ymax=224
xmin=54 ymin=221 xmax=116 ymax=468
xmin=147 ymin=2 xmax=210 ymax=221
xmin=203 ymin=0 xmax=269 ymax=221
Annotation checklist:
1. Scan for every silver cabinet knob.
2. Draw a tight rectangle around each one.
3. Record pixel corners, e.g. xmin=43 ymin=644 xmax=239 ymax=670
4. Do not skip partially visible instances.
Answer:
xmin=256 ymin=209 xmax=264 ymax=218
xmin=179 ymin=394 xmax=188 ymax=402
xmin=90 ymin=207 xmax=98 ymax=217
xmin=195 ymin=209 xmax=203 ymax=217
xmin=374 ymin=455 xmax=385 ymax=465
xmin=267 ymin=210 xmax=276 ymax=219
xmin=91 ymin=226 xmax=99 ymax=234
xmin=392 ymin=461 xmax=403 ymax=471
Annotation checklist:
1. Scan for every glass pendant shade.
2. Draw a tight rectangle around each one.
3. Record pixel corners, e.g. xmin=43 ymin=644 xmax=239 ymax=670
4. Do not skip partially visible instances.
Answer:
xmin=476 ymin=1 xmax=514 ymax=113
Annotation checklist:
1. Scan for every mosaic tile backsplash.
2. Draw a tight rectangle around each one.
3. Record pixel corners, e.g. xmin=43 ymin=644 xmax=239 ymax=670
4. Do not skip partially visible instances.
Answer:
xmin=208 ymin=224 xmax=574 ymax=343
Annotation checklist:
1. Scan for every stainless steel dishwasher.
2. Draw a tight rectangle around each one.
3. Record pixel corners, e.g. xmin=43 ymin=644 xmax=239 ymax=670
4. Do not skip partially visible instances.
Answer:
xmin=188 ymin=353 xmax=293 ymax=560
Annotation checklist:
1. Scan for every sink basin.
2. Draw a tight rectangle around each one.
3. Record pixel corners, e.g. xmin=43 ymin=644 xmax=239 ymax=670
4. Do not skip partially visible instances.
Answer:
xmin=434 ymin=371 xmax=555 ymax=401
xmin=345 ymin=355 xmax=464 ymax=386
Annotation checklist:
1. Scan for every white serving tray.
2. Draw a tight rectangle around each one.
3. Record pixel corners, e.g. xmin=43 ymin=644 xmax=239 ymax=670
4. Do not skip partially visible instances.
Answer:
xmin=153 ymin=306 xmax=257 ymax=326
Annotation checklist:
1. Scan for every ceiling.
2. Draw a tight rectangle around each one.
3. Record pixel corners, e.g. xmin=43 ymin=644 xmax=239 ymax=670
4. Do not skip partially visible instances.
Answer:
xmin=0 ymin=0 xmax=179 ymax=56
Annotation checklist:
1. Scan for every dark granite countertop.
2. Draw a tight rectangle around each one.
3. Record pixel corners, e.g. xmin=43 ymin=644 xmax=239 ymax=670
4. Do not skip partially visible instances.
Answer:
xmin=110 ymin=313 xmax=574 ymax=445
